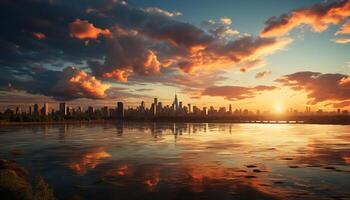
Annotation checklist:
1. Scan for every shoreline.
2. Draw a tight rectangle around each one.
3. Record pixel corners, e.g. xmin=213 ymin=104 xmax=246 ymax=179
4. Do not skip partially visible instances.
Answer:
xmin=1 ymin=118 xmax=350 ymax=126
xmin=0 ymin=120 xmax=110 ymax=126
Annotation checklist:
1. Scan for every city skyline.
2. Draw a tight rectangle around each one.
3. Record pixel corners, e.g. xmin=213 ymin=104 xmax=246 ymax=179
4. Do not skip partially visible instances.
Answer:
xmin=1 ymin=1 xmax=350 ymax=199
xmin=1 ymin=0 xmax=350 ymax=112
xmin=2 ymin=93 xmax=349 ymax=118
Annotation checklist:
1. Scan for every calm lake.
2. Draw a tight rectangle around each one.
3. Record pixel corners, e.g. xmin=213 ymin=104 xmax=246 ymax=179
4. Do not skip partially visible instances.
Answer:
xmin=0 ymin=122 xmax=350 ymax=200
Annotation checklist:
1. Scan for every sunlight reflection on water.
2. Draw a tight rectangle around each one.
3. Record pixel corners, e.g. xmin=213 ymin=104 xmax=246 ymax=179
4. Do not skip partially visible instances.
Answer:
xmin=0 ymin=122 xmax=350 ymax=200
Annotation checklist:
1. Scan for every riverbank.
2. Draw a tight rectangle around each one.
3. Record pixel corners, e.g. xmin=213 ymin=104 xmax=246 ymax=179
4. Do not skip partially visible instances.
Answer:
xmin=0 ymin=159 xmax=56 ymax=200
xmin=0 ymin=120 xmax=110 ymax=126
xmin=1 ymin=116 xmax=350 ymax=125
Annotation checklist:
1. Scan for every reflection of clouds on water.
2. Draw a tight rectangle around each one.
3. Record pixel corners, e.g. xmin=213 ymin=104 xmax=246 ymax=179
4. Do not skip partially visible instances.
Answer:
xmin=292 ymin=140 xmax=350 ymax=167
xmin=105 ymin=164 xmax=129 ymax=177
xmin=2 ymin=123 xmax=350 ymax=200
xmin=100 ymin=162 xmax=290 ymax=199
xmin=144 ymin=171 xmax=160 ymax=191
xmin=68 ymin=147 xmax=111 ymax=175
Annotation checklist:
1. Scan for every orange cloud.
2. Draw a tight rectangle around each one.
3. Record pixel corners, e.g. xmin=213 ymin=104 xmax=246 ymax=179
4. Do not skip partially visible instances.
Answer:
xmin=261 ymin=0 xmax=350 ymax=37
xmin=139 ymin=50 xmax=161 ymax=75
xmin=276 ymin=71 xmax=350 ymax=106
xmin=103 ymin=69 xmax=132 ymax=82
xmin=202 ymin=85 xmax=277 ymax=100
xmin=339 ymin=76 xmax=350 ymax=87
xmin=52 ymin=67 xmax=111 ymax=99
xmin=69 ymin=19 xmax=111 ymax=40
xmin=335 ymin=20 xmax=350 ymax=35
xmin=179 ymin=36 xmax=292 ymax=73
xmin=33 ymin=32 xmax=46 ymax=40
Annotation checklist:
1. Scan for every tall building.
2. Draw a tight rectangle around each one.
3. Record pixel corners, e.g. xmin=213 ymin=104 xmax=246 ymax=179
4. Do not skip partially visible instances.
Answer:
xmin=102 ymin=106 xmax=109 ymax=117
xmin=157 ymin=102 xmax=162 ymax=115
xmin=229 ymin=104 xmax=232 ymax=115
xmin=140 ymin=101 xmax=145 ymax=112
xmin=28 ymin=106 xmax=32 ymax=115
xmin=173 ymin=93 xmax=178 ymax=111
xmin=59 ymin=103 xmax=67 ymax=116
xmin=15 ymin=107 xmax=21 ymax=115
xmin=153 ymin=98 xmax=158 ymax=115
xmin=33 ymin=104 xmax=39 ymax=115
xmin=117 ymin=102 xmax=124 ymax=118
xmin=203 ymin=107 xmax=207 ymax=116
xmin=87 ymin=106 xmax=94 ymax=115
xmin=77 ymin=106 xmax=82 ymax=113
xmin=42 ymin=103 xmax=49 ymax=116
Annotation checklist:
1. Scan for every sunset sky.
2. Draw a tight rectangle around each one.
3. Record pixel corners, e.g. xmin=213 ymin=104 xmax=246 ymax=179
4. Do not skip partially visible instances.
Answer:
xmin=1 ymin=0 xmax=350 ymax=112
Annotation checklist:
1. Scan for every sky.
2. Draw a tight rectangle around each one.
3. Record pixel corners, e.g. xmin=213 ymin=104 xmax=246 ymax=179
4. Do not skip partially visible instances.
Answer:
xmin=0 ymin=0 xmax=350 ymax=112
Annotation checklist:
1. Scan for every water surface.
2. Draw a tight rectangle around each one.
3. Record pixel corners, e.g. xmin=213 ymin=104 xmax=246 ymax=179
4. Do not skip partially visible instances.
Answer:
xmin=0 ymin=122 xmax=350 ymax=200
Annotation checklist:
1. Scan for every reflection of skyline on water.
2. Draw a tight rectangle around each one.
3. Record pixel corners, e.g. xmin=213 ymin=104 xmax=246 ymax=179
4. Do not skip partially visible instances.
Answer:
xmin=0 ymin=122 xmax=350 ymax=200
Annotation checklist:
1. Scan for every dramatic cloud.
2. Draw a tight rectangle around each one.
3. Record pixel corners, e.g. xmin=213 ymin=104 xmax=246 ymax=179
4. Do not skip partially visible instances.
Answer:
xmin=335 ymin=20 xmax=350 ymax=35
xmin=177 ymin=36 xmax=292 ymax=73
xmin=0 ymin=0 xmax=107 ymax=70
xmin=90 ymin=27 xmax=161 ymax=81
xmin=0 ymin=65 xmax=111 ymax=100
xmin=276 ymin=71 xmax=350 ymax=106
xmin=202 ymin=85 xmax=277 ymax=100
xmin=255 ymin=71 xmax=272 ymax=78
xmin=261 ymin=0 xmax=350 ymax=37
xmin=0 ymin=0 xmax=293 ymax=102
xmin=69 ymin=19 xmax=111 ymax=39
xmin=51 ymin=67 xmax=111 ymax=99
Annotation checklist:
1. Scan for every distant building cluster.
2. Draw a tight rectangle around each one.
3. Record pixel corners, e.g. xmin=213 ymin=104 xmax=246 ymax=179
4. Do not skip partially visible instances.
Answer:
xmin=0 ymin=102 xmax=124 ymax=122
xmin=0 ymin=94 xmax=349 ymax=123
xmin=125 ymin=94 xmax=249 ymax=118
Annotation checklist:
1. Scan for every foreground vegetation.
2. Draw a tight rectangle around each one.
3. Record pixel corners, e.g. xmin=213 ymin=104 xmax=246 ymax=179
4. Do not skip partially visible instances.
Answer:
xmin=0 ymin=160 xmax=56 ymax=200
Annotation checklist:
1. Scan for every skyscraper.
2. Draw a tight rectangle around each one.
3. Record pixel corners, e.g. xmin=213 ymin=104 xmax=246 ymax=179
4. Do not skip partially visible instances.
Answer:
xmin=173 ymin=93 xmax=178 ymax=111
xmin=87 ymin=106 xmax=94 ymax=115
xmin=102 ymin=106 xmax=109 ymax=117
xmin=140 ymin=101 xmax=145 ymax=113
xmin=117 ymin=102 xmax=124 ymax=118
xmin=153 ymin=98 xmax=158 ymax=115
xmin=42 ymin=103 xmax=49 ymax=116
xmin=33 ymin=104 xmax=39 ymax=115
xmin=59 ymin=103 xmax=67 ymax=116
xmin=28 ymin=106 xmax=32 ymax=115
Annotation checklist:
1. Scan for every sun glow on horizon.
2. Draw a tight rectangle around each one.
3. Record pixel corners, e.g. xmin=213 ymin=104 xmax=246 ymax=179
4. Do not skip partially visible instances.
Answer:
xmin=274 ymin=103 xmax=283 ymax=114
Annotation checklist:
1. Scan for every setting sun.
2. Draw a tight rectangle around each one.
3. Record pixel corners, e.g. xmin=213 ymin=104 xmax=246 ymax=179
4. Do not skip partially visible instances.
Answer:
xmin=1 ymin=1 xmax=350 ymax=200
xmin=274 ymin=104 xmax=283 ymax=114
